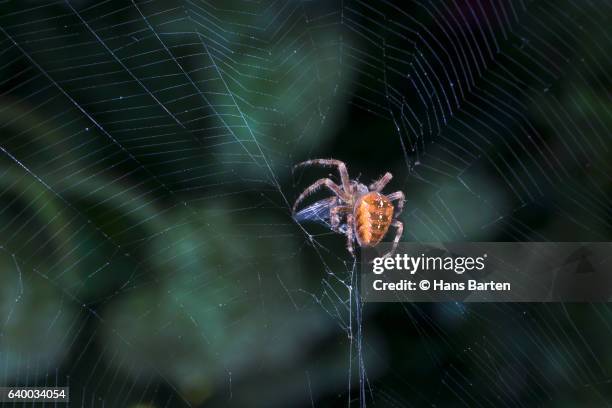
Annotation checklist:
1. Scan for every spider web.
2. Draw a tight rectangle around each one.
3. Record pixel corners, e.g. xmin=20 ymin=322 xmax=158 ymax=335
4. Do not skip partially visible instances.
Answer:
xmin=0 ymin=0 xmax=611 ymax=407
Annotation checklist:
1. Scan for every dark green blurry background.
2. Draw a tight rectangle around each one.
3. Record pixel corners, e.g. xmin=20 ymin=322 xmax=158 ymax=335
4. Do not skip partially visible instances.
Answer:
xmin=1 ymin=0 xmax=611 ymax=407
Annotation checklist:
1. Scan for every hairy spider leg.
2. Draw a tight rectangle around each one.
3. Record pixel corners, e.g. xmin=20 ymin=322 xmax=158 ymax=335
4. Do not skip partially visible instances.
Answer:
xmin=345 ymin=213 xmax=355 ymax=256
xmin=386 ymin=191 xmax=405 ymax=217
xmin=293 ymin=159 xmax=351 ymax=195
xmin=369 ymin=172 xmax=393 ymax=192
xmin=381 ymin=220 xmax=403 ymax=258
xmin=292 ymin=178 xmax=349 ymax=214
xmin=330 ymin=205 xmax=352 ymax=232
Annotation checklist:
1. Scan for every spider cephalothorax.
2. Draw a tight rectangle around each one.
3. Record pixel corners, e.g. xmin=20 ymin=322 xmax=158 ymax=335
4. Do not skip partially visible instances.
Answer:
xmin=292 ymin=159 xmax=405 ymax=257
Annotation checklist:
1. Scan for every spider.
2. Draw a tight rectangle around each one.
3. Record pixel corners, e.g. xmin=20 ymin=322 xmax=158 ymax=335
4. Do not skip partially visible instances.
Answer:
xmin=292 ymin=159 xmax=405 ymax=258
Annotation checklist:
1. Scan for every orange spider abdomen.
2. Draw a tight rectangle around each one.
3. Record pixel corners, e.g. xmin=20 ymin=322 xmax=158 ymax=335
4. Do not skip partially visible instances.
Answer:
xmin=355 ymin=192 xmax=394 ymax=247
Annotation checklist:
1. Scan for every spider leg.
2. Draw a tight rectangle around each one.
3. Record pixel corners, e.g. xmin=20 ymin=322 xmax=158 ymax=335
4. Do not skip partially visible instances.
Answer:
xmin=293 ymin=159 xmax=351 ymax=195
xmin=369 ymin=172 xmax=393 ymax=192
xmin=381 ymin=220 xmax=403 ymax=258
xmin=330 ymin=205 xmax=351 ymax=232
xmin=386 ymin=191 xmax=405 ymax=216
xmin=292 ymin=178 xmax=349 ymax=214
xmin=345 ymin=213 xmax=356 ymax=256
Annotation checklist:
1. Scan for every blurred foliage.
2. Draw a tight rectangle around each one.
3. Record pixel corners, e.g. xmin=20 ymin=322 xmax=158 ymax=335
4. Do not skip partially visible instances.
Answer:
xmin=0 ymin=250 xmax=77 ymax=380
xmin=0 ymin=0 xmax=611 ymax=407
